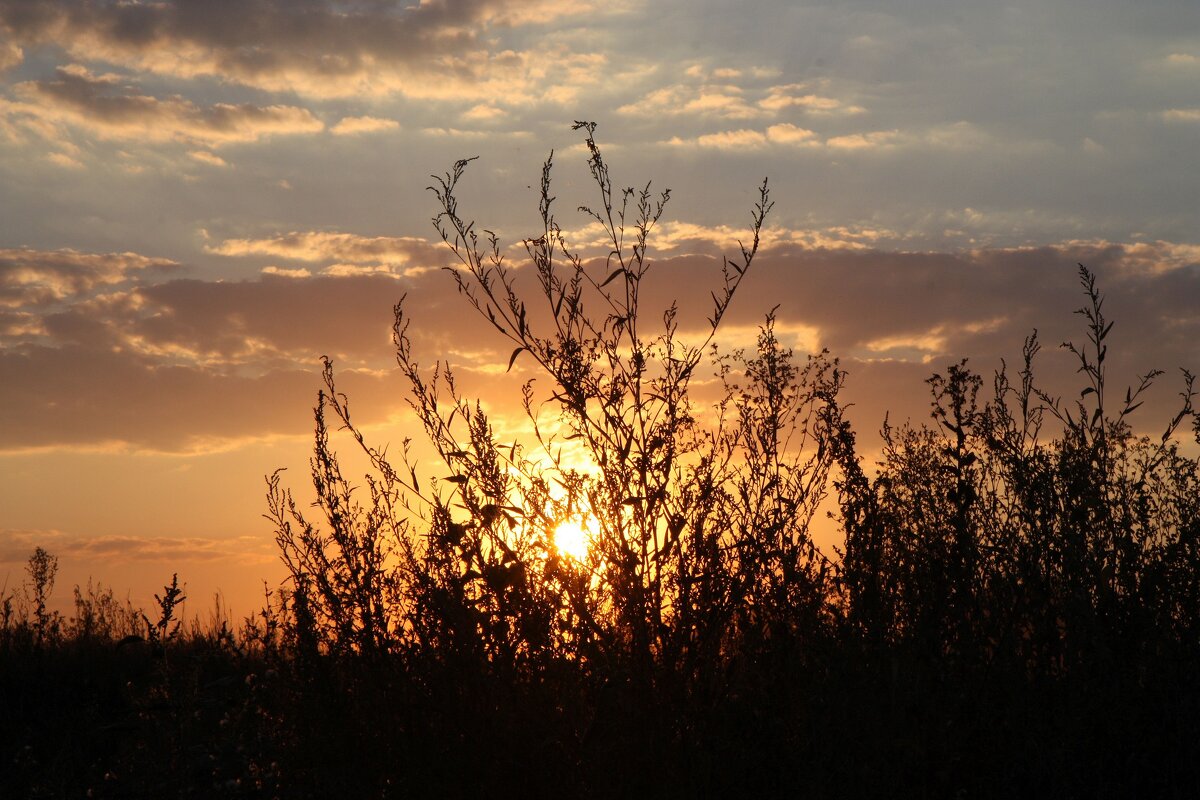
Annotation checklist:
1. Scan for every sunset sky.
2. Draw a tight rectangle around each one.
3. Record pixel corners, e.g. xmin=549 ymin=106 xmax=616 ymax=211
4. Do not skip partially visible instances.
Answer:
xmin=2 ymin=0 xmax=1198 ymax=617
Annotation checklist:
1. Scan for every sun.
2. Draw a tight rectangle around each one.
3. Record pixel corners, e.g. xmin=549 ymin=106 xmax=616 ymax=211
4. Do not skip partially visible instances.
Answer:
xmin=553 ymin=518 xmax=592 ymax=561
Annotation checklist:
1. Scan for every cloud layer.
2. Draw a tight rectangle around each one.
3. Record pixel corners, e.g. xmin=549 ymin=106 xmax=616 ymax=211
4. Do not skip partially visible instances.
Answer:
xmin=3 ymin=235 xmax=1196 ymax=453
xmin=0 ymin=0 xmax=621 ymax=100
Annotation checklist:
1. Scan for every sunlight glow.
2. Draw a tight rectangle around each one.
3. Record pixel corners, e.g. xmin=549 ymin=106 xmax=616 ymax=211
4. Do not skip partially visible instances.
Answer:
xmin=553 ymin=518 xmax=593 ymax=561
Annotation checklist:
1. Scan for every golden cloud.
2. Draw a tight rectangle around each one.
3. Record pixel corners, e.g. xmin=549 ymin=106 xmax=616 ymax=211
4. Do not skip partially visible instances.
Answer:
xmin=260 ymin=266 xmax=312 ymax=279
xmin=188 ymin=149 xmax=228 ymax=167
xmin=208 ymin=231 xmax=446 ymax=267
xmin=0 ymin=32 xmax=20 ymax=72
xmin=662 ymin=123 xmax=819 ymax=151
xmin=331 ymin=115 xmax=400 ymax=136
xmin=1162 ymin=108 xmax=1200 ymax=122
xmin=759 ymin=84 xmax=863 ymax=114
xmin=462 ymin=103 xmax=506 ymax=122
xmin=0 ymin=247 xmax=179 ymax=309
xmin=825 ymin=130 xmax=898 ymax=150
xmin=620 ymin=84 xmax=763 ymax=120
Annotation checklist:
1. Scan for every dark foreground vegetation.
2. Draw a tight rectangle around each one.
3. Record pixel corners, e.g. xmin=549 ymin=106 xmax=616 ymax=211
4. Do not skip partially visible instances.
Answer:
xmin=5 ymin=125 xmax=1200 ymax=798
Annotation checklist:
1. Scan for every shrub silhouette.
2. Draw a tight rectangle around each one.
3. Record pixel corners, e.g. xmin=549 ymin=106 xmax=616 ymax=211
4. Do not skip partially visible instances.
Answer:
xmin=259 ymin=124 xmax=1200 ymax=794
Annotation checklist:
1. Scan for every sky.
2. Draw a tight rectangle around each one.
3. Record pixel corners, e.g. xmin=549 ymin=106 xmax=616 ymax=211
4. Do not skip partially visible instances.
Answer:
xmin=1 ymin=0 xmax=1198 ymax=618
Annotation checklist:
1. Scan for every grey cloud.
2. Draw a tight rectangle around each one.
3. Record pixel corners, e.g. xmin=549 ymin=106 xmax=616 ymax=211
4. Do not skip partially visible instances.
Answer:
xmin=0 ymin=341 xmax=412 ymax=451
xmin=133 ymin=273 xmax=417 ymax=363
xmin=10 ymin=66 xmax=324 ymax=146
xmin=0 ymin=0 xmax=604 ymax=98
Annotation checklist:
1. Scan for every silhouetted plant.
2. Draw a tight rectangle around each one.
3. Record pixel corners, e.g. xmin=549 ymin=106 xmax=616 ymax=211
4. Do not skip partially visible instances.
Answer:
xmin=260 ymin=122 xmax=858 ymax=791
xmin=142 ymin=573 xmax=186 ymax=650
xmin=25 ymin=546 xmax=60 ymax=644
xmin=255 ymin=123 xmax=1200 ymax=795
xmin=838 ymin=266 xmax=1200 ymax=677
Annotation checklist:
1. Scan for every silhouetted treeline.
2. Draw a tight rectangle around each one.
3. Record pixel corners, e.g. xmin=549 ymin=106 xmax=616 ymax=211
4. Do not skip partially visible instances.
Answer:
xmin=4 ymin=128 xmax=1198 ymax=798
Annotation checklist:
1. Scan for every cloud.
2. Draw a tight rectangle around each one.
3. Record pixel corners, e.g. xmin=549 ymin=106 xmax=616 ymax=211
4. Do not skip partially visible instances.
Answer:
xmin=662 ymin=124 xmax=819 ymax=150
xmin=825 ymin=130 xmax=898 ymax=150
xmin=764 ymin=123 xmax=819 ymax=146
xmin=208 ymin=231 xmax=447 ymax=269
xmin=661 ymin=123 xmax=1028 ymax=155
xmin=1052 ymin=239 xmax=1200 ymax=276
xmin=4 ymin=65 xmax=323 ymax=148
xmin=0 ymin=32 xmax=20 ymax=72
xmin=687 ymin=128 xmax=767 ymax=149
xmin=621 ymin=74 xmax=865 ymax=122
xmin=0 ymin=528 xmax=276 ymax=565
xmin=1162 ymin=108 xmax=1200 ymax=122
xmin=759 ymin=84 xmax=864 ymax=115
xmin=645 ymin=221 xmax=894 ymax=254
xmin=619 ymin=83 xmax=762 ymax=120
xmin=0 ymin=248 xmax=179 ymax=309
xmin=462 ymin=103 xmax=505 ymax=122
xmin=2 ymin=237 xmax=1196 ymax=453
xmin=419 ymin=125 xmax=533 ymax=139
xmin=188 ymin=149 xmax=227 ymax=167
xmin=260 ymin=266 xmax=311 ymax=279
xmin=45 ymin=149 xmax=84 ymax=168
xmin=0 ymin=0 xmax=625 ymax=101
xmin=331 ymin=115 xmax=400 ymax=136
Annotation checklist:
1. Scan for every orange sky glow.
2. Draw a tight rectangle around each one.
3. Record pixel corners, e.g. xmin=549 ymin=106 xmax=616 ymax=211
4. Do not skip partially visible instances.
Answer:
xmin=1 ymin=0 xmax=1198 ymax=620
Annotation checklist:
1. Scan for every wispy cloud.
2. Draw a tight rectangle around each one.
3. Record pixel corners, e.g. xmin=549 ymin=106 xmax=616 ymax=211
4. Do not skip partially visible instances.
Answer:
xmin=759 ymin=84 xmax=864 ymax=115
xmin=260 ymin=266 xmax=312 ymax=279
xmin=661 ymin=124 xmax=819 ymax=150
xmin=3 ymin=65 xmax=323 ymax=148
xmin=331 ymin=115 xmax=400 ymax=136
xmin=0 ymin=33 xmax=19 ymax=73
xmin=188 ymin=150 xmax=228 ymax=167
xmin=1162 ymin=108 xmax=1200 ymax=123
xmin=208 ymin=231 xmax=446 ymax=269
xmin=825 ymin=130 xmax=898 ymax=150
xmin=620 ymin=83 xmax=763 ymax=120
xmin=0 ymin=528 xmax=277 ymax=566
xmin=462 ymin=103 xmax=506 ymax=122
